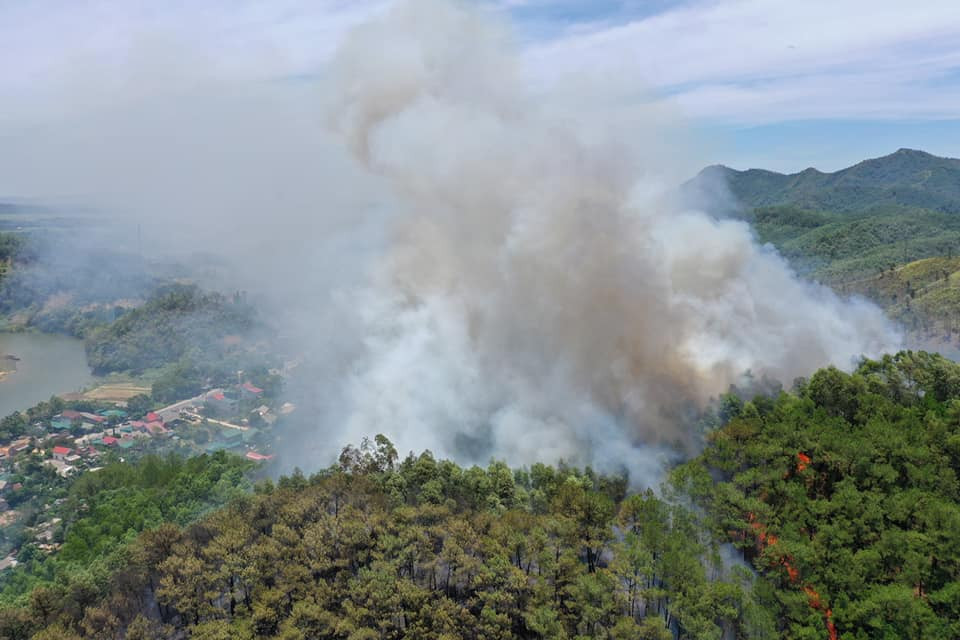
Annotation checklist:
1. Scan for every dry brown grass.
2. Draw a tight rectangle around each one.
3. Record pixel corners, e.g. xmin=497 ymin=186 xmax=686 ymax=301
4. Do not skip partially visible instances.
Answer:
xmin=82 ymin=383 xmax=151 ymax=402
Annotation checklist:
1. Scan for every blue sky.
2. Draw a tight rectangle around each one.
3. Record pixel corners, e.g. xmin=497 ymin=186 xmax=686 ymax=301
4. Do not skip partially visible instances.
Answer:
xmin=1 ymin=0 xmax=959 ymax=174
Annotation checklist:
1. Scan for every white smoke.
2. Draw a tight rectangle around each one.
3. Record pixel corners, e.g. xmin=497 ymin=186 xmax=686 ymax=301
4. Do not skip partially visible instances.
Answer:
xmin=0 ymin=0 xmax=902 ymax=483
xmin=313 ymin=0 xmax=900 ymax=476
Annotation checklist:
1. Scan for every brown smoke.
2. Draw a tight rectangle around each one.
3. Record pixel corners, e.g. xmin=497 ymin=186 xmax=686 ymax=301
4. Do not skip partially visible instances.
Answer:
xmin=0 ymin=0 xmax=902 ymax=481
xmin=323 ymin=0 xmax=900 ymax=475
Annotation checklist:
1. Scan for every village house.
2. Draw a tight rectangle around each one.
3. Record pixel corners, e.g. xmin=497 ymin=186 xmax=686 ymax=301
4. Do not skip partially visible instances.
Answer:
xmin=250 ymin=405 xmax=277 ymax=426
xmin=69 ymin=446 xmax=98 ymax=459
xmin=204 ymin=441 xmax=229 ymax=454
xmin=8 ymin=438 xmax=31 ymax=456
xmin=205 ymin=390 xmax=237 ymax=417
xmin=50 ymin=418 xmax=73 ymax=431
xmin=52 ymin=446 xmax=72 ymax=461
xmin=136 ymin=419 xmax=168 ymax=437
xmin=239 ymin=381 xmax=264 ymax=399
xmin=45 ymin=458 xmax=74 ymax=477
xmin=74 ymin=432 xmax=106 ymax=447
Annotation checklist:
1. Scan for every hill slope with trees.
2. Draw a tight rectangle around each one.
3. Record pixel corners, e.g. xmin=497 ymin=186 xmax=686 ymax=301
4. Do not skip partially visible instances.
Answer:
xmin=699 ymin=148 xmax=960 ymax=215
xmin=1 ymin=437 xmax=771 ymax=640
xmin=690 ymin=149 xmax=960 ymax=349
xmin=5 ymin=351 xmax=960 ymax=639
xmin=688 ymin=150 xmax=960 ymax=282
xmin=678 ymin=350 xmax=960 ymax=639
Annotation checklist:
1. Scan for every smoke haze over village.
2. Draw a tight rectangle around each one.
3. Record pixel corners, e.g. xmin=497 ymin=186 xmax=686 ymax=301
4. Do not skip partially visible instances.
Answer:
xmin=0 ymin=0 xmax=909 ymax=479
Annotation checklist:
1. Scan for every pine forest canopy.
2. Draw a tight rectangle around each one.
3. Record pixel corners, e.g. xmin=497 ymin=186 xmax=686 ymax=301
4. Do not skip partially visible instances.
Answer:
xmin=1 ymin=350 xmax=958 ymax=639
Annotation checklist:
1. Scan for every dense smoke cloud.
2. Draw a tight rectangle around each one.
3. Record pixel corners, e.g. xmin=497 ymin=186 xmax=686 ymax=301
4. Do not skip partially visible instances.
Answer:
xmin=314 ymin=0 xmax=900 ymax=476
xmin=0 ymin=0 xmax=901 ymax=481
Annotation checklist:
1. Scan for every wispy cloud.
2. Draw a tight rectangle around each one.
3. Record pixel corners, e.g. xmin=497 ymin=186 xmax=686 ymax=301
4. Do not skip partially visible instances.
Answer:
xmin=1 ymin=0 xmax=958 ymax=153
xmin=0 ymin=1 xmax=389 ymax=125
xmin=524 ymin=0 xmax=960 ymax=122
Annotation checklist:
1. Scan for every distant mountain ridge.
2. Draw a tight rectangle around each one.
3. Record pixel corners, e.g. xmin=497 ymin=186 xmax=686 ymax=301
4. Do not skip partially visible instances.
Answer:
xmin=698 ymin=148 xmax=960 ymax=214
xmin=692 ymin=148 xmax=960 ymax=351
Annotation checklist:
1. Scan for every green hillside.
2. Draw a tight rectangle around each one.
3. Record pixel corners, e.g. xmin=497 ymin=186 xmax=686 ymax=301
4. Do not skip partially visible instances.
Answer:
xmin=677 ymin=351 xmax=960 ymax=640
xmin=839 ymin=256 xmax=960 ymax=347
xmin=701 ymin=148 xmax=960 ymax=214
xmin=690 ymin=149 xmax=960 ymax=347
xmin=9 ymin=353 xmax=960 ymax=639
xmin=688 ymin=149 xmax=960 ymax=282
xmin=747 ymin=205 xmax=960 ymax=282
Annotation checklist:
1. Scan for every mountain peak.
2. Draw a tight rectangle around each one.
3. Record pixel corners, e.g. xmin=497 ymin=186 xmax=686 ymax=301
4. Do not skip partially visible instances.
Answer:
xmin=893 ymin=147 xmax=932 ymax=156
xmin=692 ymin=149 xmax=960 ymax=214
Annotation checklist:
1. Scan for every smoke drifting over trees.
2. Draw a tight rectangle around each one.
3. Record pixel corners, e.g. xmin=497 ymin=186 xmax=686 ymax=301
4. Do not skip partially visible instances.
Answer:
xmin=0 ymin=0 xmax=901 ymax=480
xmin=318 ymin=0 xmax=900 ymax=475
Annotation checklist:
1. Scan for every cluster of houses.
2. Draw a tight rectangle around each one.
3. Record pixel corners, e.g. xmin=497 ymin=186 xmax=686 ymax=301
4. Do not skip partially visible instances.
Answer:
xmin=0 ymin=438 xmax=32 ymax=460
xmin=8 ymin=383 xmax=283 ymax=479
xmin=0 ymin=381 xmax=285 ymax=563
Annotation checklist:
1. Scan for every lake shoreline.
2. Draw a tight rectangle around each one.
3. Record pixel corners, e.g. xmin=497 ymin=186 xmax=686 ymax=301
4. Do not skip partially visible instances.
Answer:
xmin=0 ymin=332 xmax=93 ymax=417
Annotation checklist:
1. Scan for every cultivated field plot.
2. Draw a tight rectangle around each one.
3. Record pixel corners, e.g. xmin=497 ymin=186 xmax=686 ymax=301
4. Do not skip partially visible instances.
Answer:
xmin=81 ymin=383 xmax=151 ymax=402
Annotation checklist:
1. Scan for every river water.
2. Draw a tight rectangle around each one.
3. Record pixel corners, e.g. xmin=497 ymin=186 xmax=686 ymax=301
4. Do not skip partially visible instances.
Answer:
xmin=0 ymin=333 xmax=92 ymax=418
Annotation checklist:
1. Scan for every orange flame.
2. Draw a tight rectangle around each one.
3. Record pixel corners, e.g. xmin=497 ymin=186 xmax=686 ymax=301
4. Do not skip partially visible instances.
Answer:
xmin=747 ymin=511 xmax=835 ymax=640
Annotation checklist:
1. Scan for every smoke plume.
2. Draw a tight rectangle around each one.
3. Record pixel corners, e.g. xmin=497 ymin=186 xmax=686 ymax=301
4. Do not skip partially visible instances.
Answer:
xmin=307 ymin=0 xmax=900 ymax=476
xmin=0 ymin=0 xmax=901 ymax=481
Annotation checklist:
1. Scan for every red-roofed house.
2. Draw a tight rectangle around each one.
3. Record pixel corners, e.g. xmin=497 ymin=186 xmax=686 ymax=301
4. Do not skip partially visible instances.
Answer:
xmin=61 ymin=410 xmax=83 ymax=420
xmin=145 ymin=422 xmax=168 ymax=436
xmin=52 ymin=446 xmax=72 ymax=461
xmin=79 ymin=412 xmax=106 ymax=424
xmin=101 ymin=436 xmax=119 ymax=447
xmin=245 ymin=451 xmax=274 ymax=462
xmin=205 ymin=390 xmax=236 ymax=417
xmin=240 ymin=382 xmax=263 ymax=397
xmin=145 ymin=412 xmax=162 ymax=423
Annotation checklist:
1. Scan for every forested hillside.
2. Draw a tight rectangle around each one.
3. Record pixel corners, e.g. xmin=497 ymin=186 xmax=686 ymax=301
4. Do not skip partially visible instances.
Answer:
xmin=689 ymin=149 xmax=960 ymax=349
xmin=0 ymin=230 xmax=273 ymax=401
xmin=0 ymin=452 xmax=254 ymax=640
xmin=679 ymin=351 xmax=960 ymax=639
xmin=701 ymin=149 xmax=960 ymax=214
xmin=0 ymin=232 xmax=153 ymax=337
xmin=745 ymin=205 xmax=960 ymax=282
xmin=84 ymin=283 xmax=259 ymax=375
xmin=5 ymin=351 xmax=960 ymax=639
xmin=837 ymin=256 xmax=960 ymax=347
xmin=1 ymin=437 xmax=772 ymax=640
xmin=689 ymin=150 xmax=960 ymax=283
